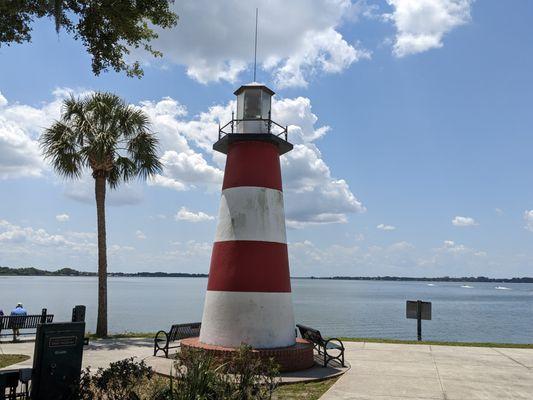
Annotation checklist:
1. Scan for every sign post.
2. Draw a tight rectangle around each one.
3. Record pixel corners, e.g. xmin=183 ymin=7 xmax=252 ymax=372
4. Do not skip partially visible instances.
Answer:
xmin=406 ymin=300 xmax=432 ymax=341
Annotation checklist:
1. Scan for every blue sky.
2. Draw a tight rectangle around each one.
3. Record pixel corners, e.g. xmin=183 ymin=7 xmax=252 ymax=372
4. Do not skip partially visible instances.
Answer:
xmin=1 ymin=0 xmax=532 ymax=277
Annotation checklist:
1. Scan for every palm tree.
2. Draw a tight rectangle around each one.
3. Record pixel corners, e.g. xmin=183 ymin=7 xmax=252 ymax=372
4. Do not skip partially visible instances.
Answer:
xmin=41 ymin=92 xmax=162 ymax=337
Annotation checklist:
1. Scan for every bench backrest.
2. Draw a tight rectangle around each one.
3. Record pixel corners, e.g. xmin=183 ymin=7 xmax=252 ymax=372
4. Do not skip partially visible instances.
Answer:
xmin=0 ymin=314 xmax=54 ymax=330
xmin=168 ymin=322 xmax=201 ymax=341
xmin=296 ymin=324 xmax=325 ymax=345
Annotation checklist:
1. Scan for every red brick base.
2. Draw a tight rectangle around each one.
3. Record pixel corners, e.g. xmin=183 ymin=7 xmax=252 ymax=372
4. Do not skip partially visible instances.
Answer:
xmin=181 ymin=337 xmax=314 ymax=372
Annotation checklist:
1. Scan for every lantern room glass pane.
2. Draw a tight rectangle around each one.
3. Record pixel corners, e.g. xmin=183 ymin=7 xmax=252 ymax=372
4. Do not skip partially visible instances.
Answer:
xmin=261 ymin=92 xmax=271 ymax=119
xmin=236 ymin=93 xmax=244 ymax=119
xmin=244 ymin=89 xmax=261 ymax=119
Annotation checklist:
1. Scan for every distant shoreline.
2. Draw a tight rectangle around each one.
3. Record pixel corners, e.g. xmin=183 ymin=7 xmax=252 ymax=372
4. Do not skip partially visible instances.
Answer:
xmin=1 ymin=267 xmax=532 ymax=283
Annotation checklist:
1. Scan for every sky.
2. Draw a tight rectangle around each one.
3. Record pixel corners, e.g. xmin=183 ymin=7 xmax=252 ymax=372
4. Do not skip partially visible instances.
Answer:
xmin=1 ymin=0 xmax=533 ymax=277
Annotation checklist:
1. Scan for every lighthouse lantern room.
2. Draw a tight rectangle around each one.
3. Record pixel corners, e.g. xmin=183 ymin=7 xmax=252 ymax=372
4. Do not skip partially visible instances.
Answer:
xmin=235 ymin=83 xmax=273 ymax=134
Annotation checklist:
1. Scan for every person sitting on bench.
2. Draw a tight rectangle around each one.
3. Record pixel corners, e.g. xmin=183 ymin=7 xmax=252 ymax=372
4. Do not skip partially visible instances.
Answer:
xmin=10 ymin=303 xmax=27 ymax=341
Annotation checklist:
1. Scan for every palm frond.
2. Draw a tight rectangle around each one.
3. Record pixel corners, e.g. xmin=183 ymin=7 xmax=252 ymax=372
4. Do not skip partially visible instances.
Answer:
xmin=41 ymin=91 xmax=162 ymax=187
xmin=40 ymin=121 xmax=84 ymax=179
xmin=107 ymin=157 xmax=137 ymax=189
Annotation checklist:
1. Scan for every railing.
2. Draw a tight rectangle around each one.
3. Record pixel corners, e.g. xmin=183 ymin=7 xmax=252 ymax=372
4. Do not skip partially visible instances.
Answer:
xmin=218 ymin=111 xmax=289 ymax=141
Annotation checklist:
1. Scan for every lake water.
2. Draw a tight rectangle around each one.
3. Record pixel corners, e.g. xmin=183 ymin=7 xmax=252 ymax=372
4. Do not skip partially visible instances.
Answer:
xmin=1 ymin=277 xmax=531 ymax=343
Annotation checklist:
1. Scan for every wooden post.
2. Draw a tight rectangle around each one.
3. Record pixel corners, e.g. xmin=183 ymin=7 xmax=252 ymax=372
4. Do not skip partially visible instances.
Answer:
xmin=40 ymin=308 xmax=47 ymax=324
xmin=416 ymin=300 xmax=422 ymax=341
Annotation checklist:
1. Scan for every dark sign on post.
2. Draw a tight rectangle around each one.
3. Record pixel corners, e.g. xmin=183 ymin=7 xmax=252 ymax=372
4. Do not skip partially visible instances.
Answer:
xmin=406 ymin=300 xmax=432 ymax=341
xmin=31 ymin=321 xmax=85 ymax=400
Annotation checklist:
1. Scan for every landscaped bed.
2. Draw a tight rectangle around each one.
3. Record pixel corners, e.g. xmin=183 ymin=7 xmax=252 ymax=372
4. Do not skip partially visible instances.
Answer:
xmin=0 ymin=354 xmax=29 ymax=368
xmin=273 ymin=377 xmax=338 ymax=400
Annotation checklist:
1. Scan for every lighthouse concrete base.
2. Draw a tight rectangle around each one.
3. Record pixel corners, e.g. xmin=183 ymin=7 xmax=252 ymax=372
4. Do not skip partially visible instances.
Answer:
xmin=181 ymin=337 xmax=314 ymax=372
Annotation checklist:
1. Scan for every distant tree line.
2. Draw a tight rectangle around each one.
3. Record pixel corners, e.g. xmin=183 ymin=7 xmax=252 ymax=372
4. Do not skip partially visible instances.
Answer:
xmin=0 ymin=266 xmax=208 ymax=278
xmin=2 ymin=267 xmax=531 ymax=282
xmin=301 ymin=276 xmax=533 ymax=283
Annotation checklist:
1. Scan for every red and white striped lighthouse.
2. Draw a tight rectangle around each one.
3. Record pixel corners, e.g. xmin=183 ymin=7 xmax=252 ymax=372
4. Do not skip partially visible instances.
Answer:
xmin=199 ymin=83 xmax=296 ymax=349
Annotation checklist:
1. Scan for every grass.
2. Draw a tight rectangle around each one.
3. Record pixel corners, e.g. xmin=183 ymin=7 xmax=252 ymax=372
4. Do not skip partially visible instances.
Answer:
xmin=273 ymin=377 xmax=338 ymax=400
xmin=86 ymin=331 xmax=156 ymax=339
xmin=0 ymin=354 xmax=30 ymax=368
xmin=341 ymin=337 xmax=533 ymax=349
xmin=87 ymin=332 xmax=533 ymax=349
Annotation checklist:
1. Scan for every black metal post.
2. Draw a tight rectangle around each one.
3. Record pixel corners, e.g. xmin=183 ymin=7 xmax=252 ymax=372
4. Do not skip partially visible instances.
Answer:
xmin=40 ymin=308 xmax=47 ymax=324
xmin=416 ymin=300 xmax=422 ymax=341
xmin=72 ymin=305 xmax=86 ymax=322
xmin=231 ymin=111 xmax=234 ymax=133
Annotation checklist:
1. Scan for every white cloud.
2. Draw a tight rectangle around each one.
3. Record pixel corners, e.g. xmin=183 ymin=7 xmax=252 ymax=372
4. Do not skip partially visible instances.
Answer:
xmin=0 ymin=219 xmax=95 ymax=257
xmin=109 ymin=244 xmax=135 ymax=253
xmin=388 ymin=241 xmax=414 ymax=251
xmin=523 ymin=210 xmax=533 ymax=232
xmin=137 ymin=0 xmax=370 ymax=87
xmin=152 ymin=151 xmax=224 ymax=191
xmin=288 ymin=238 xmax=418 ymax=276
xmin=0 ymin=91 xmax=46 ymax=179
xmin=268 ymin=28 xmax=370 ymax=88
xmin=138 ymin=97 xmax=190 ymax=153
xmin=64 ymin=174 xmax=144 ymax=206
xmin=148 ymin=174 xmax=187 ymax=191
xmin=384 ymin=0 xmax=473 ymax=57
xmin=175 ymin=207 xmax=215 ymax=223
xmin=452 ymin=215 xmax=478 ymax=227
xmin=55 ymin=213 xmax=70 ymax=222
xmin=377 ymin=223 xmax=396 ymax=231
xmin=437 ymin=239 xmax=485 ymax=257
xmin=0 ymin=88 xmax=96 ymax=180
xmin=135 ymin=230 xmax=147 ymax=240
xmin=283 ymin=144 xmax=365 ymax=227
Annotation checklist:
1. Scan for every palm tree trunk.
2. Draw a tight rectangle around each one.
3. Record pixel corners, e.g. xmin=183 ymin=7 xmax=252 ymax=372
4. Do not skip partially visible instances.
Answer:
xmin=95 ymin=175 xmax=108 ymax=337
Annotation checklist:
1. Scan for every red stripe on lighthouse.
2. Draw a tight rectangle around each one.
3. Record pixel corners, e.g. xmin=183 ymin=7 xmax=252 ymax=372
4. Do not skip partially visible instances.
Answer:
xmin=207 ymin=241 xmax=291 ymax=292
xmin=222 ymin=141 xmax=282 ymax=191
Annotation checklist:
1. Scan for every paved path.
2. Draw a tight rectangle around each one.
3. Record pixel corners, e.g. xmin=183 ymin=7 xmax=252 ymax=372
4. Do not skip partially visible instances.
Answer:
xmin=320 ymin=342 xmax=533 ymax=400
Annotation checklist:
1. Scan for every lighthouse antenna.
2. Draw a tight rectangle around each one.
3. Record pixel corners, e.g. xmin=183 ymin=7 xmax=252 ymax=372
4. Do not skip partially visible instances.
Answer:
xmin=253 ymin=8 xmax=258 ymax=82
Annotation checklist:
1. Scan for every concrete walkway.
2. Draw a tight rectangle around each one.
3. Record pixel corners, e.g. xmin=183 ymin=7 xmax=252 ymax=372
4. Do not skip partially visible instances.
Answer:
xmin=320 ymin=342 xmax=533 ymax=400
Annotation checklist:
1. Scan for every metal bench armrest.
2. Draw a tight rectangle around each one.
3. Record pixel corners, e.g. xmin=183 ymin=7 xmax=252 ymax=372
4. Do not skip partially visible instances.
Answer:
xmin=154 ymin=330 xmax=169 ymax=344
xmin=325 ymin=337 xmax=344 ymax=350
xmin=324 ymin=337 xmax=345 ymax=367
xmin=154 ymin=330 xmax=169 ymax=356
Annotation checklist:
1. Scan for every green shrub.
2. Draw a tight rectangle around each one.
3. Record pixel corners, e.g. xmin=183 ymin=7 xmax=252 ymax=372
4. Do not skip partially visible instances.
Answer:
xmin=75 ymin=357 xmax=153 ymax=400
xmin=151 ymin=344 xmax=280 ymax=400
xmin=72 ymin=345 xmax=279 ymax=399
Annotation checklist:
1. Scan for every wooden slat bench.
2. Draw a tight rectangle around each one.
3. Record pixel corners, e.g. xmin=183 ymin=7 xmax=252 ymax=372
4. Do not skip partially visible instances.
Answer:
xmin=153 ymin=322 xmax=201 ymax=358
xmin=296 ymin=324 xmax=345 ymax=367
xmin=0 ymin=309 xmax=53 ymax=342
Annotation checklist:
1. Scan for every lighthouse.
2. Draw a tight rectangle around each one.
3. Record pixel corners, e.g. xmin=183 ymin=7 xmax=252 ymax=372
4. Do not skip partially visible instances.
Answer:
xmin=199 ymin=83 xmax=296 ymax=349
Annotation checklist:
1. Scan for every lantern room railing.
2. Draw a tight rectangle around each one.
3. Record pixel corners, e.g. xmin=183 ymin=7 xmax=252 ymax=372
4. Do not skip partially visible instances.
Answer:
xmin=218 ymin=111 xmax=288 ymax=141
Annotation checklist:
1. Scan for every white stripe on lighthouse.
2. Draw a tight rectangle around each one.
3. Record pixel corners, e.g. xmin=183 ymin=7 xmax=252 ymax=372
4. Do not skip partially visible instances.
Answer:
xmin=199 ymin=291 xmax=296 ymax=348
xmin=215 ymin=186 xmax=287 ymax=244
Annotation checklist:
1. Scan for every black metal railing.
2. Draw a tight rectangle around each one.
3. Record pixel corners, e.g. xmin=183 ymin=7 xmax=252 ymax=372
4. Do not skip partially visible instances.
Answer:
xmin=218 ymin=111 xmax=288 ymax=141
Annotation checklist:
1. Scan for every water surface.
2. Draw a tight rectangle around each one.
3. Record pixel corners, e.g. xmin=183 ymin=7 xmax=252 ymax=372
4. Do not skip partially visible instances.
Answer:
xmin=1 ymin=277 xmax=531 ymax=343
